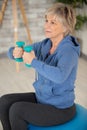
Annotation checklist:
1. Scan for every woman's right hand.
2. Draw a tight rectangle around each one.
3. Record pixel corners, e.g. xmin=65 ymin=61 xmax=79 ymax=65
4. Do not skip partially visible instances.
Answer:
xmin=13 ymin=47 xmax=24 ymax=58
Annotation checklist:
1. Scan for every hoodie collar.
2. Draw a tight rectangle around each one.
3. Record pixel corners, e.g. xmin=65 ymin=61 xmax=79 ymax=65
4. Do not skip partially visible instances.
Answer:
xmin=41 ymin=35 xmax=80 ymax=59
xmin=49 ymin=35 xmax=80 ymax=56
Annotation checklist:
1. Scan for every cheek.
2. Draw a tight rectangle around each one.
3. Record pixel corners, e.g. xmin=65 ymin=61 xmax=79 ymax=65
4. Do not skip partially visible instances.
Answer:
xmin=52 ymin=27 xmax=59 ymax=35
xmin=55 ymin=26 xmax=64 ymax=34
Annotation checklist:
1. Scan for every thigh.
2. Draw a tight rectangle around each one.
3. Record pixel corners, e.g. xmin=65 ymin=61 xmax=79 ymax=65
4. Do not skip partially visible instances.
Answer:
xmin=0 ymin=92 xmax=37 ymax=108
xmin=0 ymin=93 xmax=36 ymax=130
xmin=10 ymin=101 xmax=76 ymax=126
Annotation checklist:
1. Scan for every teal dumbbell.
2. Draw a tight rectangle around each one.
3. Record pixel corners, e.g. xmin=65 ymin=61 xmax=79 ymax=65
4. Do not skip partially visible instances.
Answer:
xmin=15 ymin=41 xmax=25 ymax=62
xmin=24 ymin=46 xmax=33 ymax=67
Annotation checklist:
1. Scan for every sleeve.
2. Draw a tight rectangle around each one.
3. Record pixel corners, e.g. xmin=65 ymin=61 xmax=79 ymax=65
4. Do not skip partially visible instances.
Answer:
xmin=7 ymin=39 xmax=47 ymax=60
xmin=7 ymin=47 xmax=15 ymax=60
xmin=31 ymin=47 xmax=78 ymax=84
xmin=26 ymin=42 xmax=42 ymax=58
xmin=7 ymin=41 xmax=42 ymax=60
xmin=25 ymin=39 xmax=48 ymax=58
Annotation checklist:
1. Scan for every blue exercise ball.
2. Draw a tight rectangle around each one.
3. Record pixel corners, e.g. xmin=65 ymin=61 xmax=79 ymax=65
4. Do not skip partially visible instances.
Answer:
xmin=28 ymin=104 xmax=87 ymax=130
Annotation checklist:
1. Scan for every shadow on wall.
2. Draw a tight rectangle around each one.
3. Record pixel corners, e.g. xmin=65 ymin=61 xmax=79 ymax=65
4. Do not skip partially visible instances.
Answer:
xmin=0 ymin=52 xmax=8 ymax=59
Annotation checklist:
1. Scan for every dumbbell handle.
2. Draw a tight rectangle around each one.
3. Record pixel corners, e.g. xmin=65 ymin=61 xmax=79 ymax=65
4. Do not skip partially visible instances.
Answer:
xmin=15 ymin=41 xmax=25 ymax=62
xmin=14 ymin=41 xmax=32 ymax=67
xmin=24 ymin=46 xmax=33 ymax=67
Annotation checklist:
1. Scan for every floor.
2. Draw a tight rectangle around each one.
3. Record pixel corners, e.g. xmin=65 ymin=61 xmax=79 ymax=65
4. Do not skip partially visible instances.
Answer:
xmin=0 ymin=52 xmax=87 ymax=129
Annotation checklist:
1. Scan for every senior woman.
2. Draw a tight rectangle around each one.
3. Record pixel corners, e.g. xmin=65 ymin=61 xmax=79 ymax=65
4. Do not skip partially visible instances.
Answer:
xmin=0 ymin=3 xmax=80 ymax=130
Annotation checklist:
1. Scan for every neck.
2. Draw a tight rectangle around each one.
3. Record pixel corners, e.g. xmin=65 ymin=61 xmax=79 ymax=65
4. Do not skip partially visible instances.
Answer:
xmin=49 ymin=35 xmax=64 ymax=54
xmin=51 ymin=35 xmax=64 ymax=47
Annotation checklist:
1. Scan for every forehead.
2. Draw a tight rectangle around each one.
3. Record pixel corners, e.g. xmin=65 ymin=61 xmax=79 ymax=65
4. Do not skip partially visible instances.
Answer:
xmin=45 ymin=14 xmax=58 ymax=21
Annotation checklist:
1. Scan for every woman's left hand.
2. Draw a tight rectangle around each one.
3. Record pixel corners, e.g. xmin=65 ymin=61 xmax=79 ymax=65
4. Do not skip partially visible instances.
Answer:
xmin=22 ymin=51 xmax=36 ymax=65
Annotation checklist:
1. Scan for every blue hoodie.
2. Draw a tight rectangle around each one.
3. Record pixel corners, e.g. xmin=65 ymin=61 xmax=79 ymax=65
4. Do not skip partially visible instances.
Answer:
xmin=8 ymin=35 xmax=80 ymax=109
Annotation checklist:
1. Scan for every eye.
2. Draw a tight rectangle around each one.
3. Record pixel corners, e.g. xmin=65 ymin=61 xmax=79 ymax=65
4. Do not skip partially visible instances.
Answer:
xmin=45 ymin=19 xmax=48 ymax=23
xmin=51 ymin=20 xmax=57 ymax=25
xmin=51 ymin=21 xmax=55 ymax=24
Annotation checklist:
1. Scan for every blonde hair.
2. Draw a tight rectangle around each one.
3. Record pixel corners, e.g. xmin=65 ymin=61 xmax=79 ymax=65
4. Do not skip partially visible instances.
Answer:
xmin=45 ymin=3 xmax=76 ymax=36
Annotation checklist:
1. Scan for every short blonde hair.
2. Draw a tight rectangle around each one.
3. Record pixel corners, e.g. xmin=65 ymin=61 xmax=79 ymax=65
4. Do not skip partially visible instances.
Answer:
xmin=45 ymin=3 xmax=76 ymax=36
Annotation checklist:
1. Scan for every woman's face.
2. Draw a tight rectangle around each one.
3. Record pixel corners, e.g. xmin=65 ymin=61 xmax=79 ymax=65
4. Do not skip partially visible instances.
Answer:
xmin=44 ymin=15 xmax=65 ymax=40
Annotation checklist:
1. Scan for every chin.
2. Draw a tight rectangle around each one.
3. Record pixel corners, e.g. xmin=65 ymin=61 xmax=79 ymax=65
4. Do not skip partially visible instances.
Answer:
xmin=45 ymin=34 xmax=51 ymax=38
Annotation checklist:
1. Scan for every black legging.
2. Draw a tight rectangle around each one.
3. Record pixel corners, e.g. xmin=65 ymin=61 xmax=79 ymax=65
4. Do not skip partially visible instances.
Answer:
xmin=0 ymin=92 xmax=76 ymax=130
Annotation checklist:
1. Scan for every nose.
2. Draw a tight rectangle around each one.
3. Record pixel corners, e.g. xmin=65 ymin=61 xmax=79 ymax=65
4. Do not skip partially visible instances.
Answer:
xmin=44 ymin=22 xmax=50 ymax=29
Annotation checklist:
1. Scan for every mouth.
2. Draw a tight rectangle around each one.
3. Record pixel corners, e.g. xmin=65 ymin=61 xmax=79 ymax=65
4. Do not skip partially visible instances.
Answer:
xmin=45 ymin=30 xmax=51 ymax=33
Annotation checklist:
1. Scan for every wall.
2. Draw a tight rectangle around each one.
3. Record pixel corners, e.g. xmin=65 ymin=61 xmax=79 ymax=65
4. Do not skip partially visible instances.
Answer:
xmin=0 ymin=0 xmax=55 ymax=53
xmin=0 ymin=0 xmax=87 ymax=58
xmin=76 ymin=4 xmax=87 ymax=57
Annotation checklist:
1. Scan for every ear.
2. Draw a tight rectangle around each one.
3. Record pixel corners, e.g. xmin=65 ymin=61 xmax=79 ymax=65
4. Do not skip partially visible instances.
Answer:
xmin=63 ymin=26 xmax=67 ymax=33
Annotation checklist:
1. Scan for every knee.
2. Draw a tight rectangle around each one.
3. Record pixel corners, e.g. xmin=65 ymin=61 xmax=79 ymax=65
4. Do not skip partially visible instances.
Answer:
xmin=0 ymin=94 xmax=11 ymax=108
xmin=0 ymin=94 xmax=7 ymax=102
xmin=9 ymin=102 xmax=23 ymax=122
xmin=0 ymin=94 xmax=12 ymax=104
